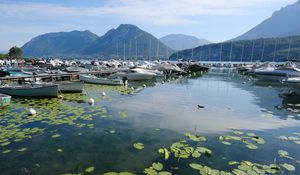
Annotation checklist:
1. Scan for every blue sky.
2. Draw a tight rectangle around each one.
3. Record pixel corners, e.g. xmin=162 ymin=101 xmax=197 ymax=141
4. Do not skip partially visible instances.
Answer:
xmin=0 ymin=0 xmax=297 ymax=51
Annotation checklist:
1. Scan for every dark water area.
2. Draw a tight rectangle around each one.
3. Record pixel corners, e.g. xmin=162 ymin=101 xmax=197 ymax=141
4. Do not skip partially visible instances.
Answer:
xmin=1 ymin=69 xmax=300 ymax=175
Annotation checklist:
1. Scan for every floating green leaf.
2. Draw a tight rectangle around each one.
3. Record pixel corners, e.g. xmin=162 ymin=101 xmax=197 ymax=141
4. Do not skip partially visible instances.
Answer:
xmin=133 ymin=142 xmax=144 ymax=150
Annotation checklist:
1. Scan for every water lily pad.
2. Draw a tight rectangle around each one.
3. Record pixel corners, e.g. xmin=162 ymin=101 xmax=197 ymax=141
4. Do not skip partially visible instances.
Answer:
xmin=18 ymin=148 xmax=27 ymax=152
xmin=133 ymin=142 xmax=144 ymax=150
xmin=158 ymin=171 xmax=171 ymax=175
xmin=152 ymin=162 xmax=163 ymax=171
xmin=189 ymin=163 xmax=203 ymax=170
xmin=51 ymin=134 xmax=61 ymax=138
xmin=119 ymin=172 xmax=135 ymax=175
xmin=281 ymin=163 xmax=295 ymax=171
xmin=85 ymin=166 xmax=95 ymax=173
xmin=103 ymin=172 xmax=118 ymax=175
xmin=2 ymin=149 xmax=11 ymax=154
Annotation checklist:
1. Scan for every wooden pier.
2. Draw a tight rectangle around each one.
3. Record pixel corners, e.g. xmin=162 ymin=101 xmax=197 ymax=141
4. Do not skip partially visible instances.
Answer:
xmin=0 ymin=69 xmax=125 ymax=82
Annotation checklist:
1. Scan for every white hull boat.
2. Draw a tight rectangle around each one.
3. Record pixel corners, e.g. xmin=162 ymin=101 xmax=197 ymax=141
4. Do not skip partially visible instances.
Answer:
xmin=0 ymin=84 xmax=58 ymax=97
xmin=58 ymin=81 xmax=84 ymax=93
xmin=79 ymin=74 xmax=123 ymax=85
xmin=255 ymin=64 xmax=300 ymax=82
xmin=109 ymin=68 xmax=156 ymax=80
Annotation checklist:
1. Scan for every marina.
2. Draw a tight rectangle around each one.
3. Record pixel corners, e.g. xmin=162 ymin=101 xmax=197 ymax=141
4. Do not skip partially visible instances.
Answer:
xmin=1 ymin=0 xmax=300 ymax=174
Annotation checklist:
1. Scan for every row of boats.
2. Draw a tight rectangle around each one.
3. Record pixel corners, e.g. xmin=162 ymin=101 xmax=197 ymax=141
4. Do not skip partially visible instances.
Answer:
xmin=0 ymin=61 xmax=210 ymax=107
xmin=238 ymin=62 xmax=300 ymax=94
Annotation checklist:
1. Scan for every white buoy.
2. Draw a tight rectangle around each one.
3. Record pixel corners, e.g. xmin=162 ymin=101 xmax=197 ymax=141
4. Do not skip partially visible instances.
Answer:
xmin=131 ymin=87 xmax=134 ymax=90
xmin=58 ymin=95 xmax=64 ymax=99
xmin=102 ymin=92 xmax=106 ymax=96
xmin=88 ymin=98 xmax=95 ymax=105
xmin=143 ymin=84 xmax=146 ymax=88
xmin=161 ymin=81 xmax=165 ymax=84
xmin=29 ymin=108 xmax=37 ymax=115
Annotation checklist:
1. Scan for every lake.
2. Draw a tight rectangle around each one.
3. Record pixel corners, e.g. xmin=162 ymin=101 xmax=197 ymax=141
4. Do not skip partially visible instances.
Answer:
xmin=1 ymin=68 xmax=300 ymax=175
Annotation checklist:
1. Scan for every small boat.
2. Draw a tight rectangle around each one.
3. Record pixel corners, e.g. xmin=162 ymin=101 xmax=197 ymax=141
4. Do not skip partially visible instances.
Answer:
xmin=58 ymin=81 xmax=84 ymax=93
xmin=254 ymin=62 xmax=300 ymax=82
xmin=109 ymin=68 xmax=156 ymax=80
xmin=65 ymin=67 xmax=88 ymax=73
xmin=0 ymin=84 xmax=58 ymax=97
xmin=188 ymin=64 xmax=210 ymax=72
xmin=284 ymin=77 xmax=300 ymax=95
xmin=79 ymin=74 xmax=123 ymax=85
xmin=0 ymin=93 xmax=11 ymax=107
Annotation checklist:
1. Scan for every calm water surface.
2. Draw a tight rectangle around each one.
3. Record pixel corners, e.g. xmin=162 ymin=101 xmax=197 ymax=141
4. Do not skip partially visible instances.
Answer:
xmin=1 ymin=69 xmax=300 ymax=175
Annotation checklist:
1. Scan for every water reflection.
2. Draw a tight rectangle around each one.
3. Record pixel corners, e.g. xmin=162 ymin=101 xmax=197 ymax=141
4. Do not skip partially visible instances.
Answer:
xmin=111 ymin=72 xmax=300 ymax=134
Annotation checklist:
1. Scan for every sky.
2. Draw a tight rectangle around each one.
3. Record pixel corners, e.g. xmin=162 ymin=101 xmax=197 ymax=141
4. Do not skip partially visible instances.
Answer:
xmin=0 ymin=0 xmax=297 ymax=52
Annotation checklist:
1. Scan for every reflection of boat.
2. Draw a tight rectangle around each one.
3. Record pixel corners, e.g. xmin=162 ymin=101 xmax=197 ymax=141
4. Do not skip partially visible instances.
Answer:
xmin=79 ymin=74 xmax=123 ymax=85
xmin=254 ymin=63 xmax=300 ymax=82
xmin=285 ymin=77 xmax=300 ymax=95
xmin=0 ymin=93 xmax=11 ymax=106
xmin=0 ymin=84 xmax=58 ymax=97
xmin=109 ymin=68 xmax=156 ymax=80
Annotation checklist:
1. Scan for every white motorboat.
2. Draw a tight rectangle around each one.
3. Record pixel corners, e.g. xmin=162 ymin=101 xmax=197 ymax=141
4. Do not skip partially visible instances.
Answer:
xmin=109 ymin=68 xmax=156 ymax=80
xmin=284 ymin=77 xmax=300 ymax=95
xmin=79 ymin=74 xmax=123 ymax=85
xmin=254 ymin=62 xmax=300 ymax=82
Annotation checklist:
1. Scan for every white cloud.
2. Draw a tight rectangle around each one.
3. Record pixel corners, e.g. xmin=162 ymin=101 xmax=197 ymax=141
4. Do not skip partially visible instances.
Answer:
xmin=0 ymin=0 xmax=297 ymax=26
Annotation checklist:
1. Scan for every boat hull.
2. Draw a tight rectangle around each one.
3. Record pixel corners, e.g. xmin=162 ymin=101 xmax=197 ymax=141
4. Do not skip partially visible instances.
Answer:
xmin=0 ymin=85 xmax=58 ymax=97
xmin=59 ymin=82 xmax=84 ymax=93
xmin=79 ymin=74 xmax=123 ymax=85
xmin=0 ymin=93 xmax=11 ymax=106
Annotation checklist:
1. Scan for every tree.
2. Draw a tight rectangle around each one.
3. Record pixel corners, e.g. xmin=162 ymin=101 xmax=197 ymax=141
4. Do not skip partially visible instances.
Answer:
xmin=8 ymin=46 xmax=23 ymax=59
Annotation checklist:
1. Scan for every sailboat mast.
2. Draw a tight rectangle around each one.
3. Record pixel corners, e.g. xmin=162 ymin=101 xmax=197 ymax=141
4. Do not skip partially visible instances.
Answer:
xmin=156 ymin=39 xmax=159 ymax=59
xmin=273 ymin=39 xmax=278 ymax=62
xmin=166 ymin=46 xmax=169 ymax=60
xmin=135 ymin=39 xmax=137 ymax=60
xmin=241 ymin=44 xmax=245 ymax=62
xmin=229 ymin=41 xmax=233 ymax=62
xmin=287 ymin=37 xmax=292 ymax=60
xmin=251 ymin=40 xmax=255 ymax=62
xmin=123 ymin=41 xmax=125 ymax=61
xmin=219 ymin=43 xmax=223 ymax=62
xmin=117 ymin=42 xmax=119 ymax=58
xmin=261 ymin=40 xmax=265 ymax=61
xmin=192 ymin=48 xmax=194 ymax=60
xmin=149 ymin=39 xmax=152 ymax=59
xmin=298 ymin=46 xmax=300 ymax=60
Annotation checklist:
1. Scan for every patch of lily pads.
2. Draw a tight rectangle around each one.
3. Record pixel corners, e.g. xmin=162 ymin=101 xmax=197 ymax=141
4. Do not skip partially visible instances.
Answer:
xmin=219 ymin=130 xmax=265 ymax=150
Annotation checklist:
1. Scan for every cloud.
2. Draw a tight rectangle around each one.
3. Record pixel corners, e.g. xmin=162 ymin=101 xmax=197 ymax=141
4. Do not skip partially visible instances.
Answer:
xmin=0 ymin=0 xmax=296 ymax=26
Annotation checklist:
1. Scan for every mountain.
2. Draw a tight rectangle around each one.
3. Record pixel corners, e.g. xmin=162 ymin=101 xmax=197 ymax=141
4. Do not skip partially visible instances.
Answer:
xmin=22 ymin=30 xmax=99 ymax=57
xmin=170 ymin=35 xmax=300 ymax=62
xmin=235 ymin=0 xmax=300 ymax=40
xmin=160 ymin=34 xmax=211 ymax=50
xmin=22 ymin=24 xmax=173 ymax=59
xmin=82 ymin=24 xmax=173 ymax=59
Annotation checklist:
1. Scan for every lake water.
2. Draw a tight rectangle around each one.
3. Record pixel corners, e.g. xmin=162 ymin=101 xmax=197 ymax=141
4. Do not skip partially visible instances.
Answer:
xmin=1 ymin=68 xmax=300 ymax=175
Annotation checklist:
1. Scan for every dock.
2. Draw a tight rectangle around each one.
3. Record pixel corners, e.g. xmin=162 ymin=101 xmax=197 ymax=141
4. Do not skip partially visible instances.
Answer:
xmin=0 ymin=69 xmax=126 ymax=82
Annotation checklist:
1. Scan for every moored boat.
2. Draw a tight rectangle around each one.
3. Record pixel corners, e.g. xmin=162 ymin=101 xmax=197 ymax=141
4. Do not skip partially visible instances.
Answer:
xmin=254 ymin=63 xmax=300 ymax=82
xmin=0 ymin=93 xmax=11 ymax=106
xmin=79 ymin=74 xmax=123 ymax=85
xmin=0 ymin=84 xmax=58 ymax=97
xmin=58 ymin=81 xmax=84 ymax=93
xmin=109 ymin=68 xmax=156 ymax=80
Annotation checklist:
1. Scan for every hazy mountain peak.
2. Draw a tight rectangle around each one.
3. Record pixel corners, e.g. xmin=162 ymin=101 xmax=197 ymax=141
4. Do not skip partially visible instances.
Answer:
xmin=235 ymin=0 xmax=300 ymax=40
xmin=160 ymin=34 xmax=211 ymax=50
